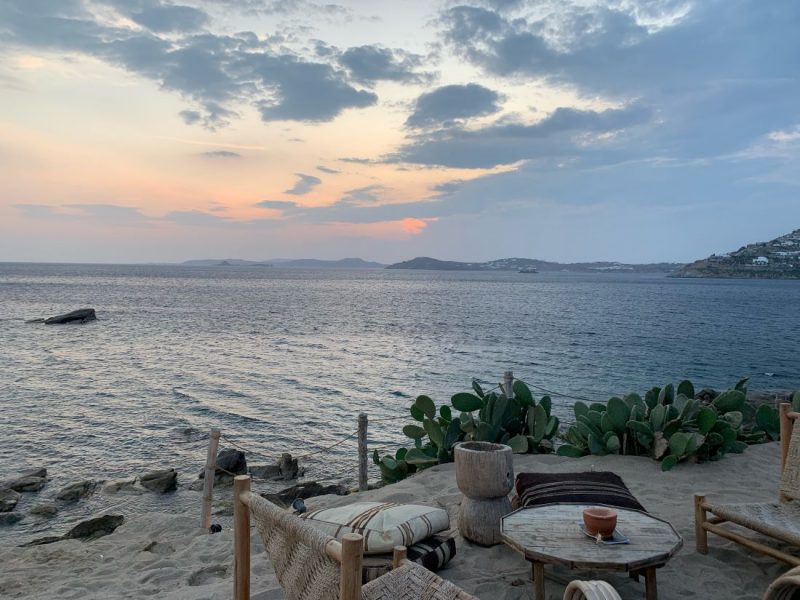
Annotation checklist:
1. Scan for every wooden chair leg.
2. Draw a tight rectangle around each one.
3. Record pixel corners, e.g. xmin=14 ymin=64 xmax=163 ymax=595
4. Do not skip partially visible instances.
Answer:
xmin=694 ymin=493 xmax=709 ymax=554
xmin=340 ymin=533 xmax=364 ymax=600
xmin=392 ymin=546 xmax=407 ymax=569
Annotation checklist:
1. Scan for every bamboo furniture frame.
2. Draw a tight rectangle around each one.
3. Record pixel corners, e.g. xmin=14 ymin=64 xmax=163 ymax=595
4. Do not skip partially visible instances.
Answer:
xmin=232 ymin=475 xmax=478 ymax=600
xmin=694 ymin=403 xmax=800 ymax=566
xmin=233 ymin=475 xmax=367 ymax=600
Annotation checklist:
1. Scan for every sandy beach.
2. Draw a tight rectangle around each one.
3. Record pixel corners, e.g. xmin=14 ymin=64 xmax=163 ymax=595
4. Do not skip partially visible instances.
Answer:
xmin=0 ymin=440 xmax=792 ymax=600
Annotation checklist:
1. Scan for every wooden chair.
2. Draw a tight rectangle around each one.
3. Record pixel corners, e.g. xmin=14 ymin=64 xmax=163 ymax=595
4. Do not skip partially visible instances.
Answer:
xmin=694 ymin=403 xmax=800 ymax=565
xmin=563 ymin=580 xmax=622 ymax=600
xmin=763 ymin=565 xmax=800 ymax=599
xmin=231 ymin=475 xmax=477 ymax=600
xmin=233 ymin=474 xmax=628 ymax=600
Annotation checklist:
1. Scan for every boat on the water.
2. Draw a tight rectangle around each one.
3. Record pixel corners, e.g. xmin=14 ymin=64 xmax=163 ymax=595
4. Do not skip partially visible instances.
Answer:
xmin=518 ymin=267 xmax=538 ymax=273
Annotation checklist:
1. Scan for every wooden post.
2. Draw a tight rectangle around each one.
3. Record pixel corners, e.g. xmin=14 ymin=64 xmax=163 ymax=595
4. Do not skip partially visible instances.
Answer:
xmin=233 ymin=475 xmax=251 ymax=600
xmin=358 ymin=413 xmax=368 ymax=492
xmin=392 ymin=545 xmax=407 ymax=569
xmin=694 ymin=493 xmax=708 ymax=554
xmin=503 ymin=371 xmax=514 ymax=398
xmin=339 ymin=533 xmax=363 ymax=600
xmin=201 ymin=428 xmax=221 ymax=530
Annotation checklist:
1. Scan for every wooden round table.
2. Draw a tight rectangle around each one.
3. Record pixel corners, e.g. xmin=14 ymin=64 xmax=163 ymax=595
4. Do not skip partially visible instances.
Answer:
xmin=501 ymin=504 xmax=682 ymax=600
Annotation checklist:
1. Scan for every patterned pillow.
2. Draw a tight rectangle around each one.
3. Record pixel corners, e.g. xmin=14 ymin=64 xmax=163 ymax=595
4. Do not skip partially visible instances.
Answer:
xmin=361 ymin=534 xmax=456 ymax=583
xmin=301 ymin=502 xmax=449 ymax=554
xmin=514 ymin=471 xmax=646 ymax=512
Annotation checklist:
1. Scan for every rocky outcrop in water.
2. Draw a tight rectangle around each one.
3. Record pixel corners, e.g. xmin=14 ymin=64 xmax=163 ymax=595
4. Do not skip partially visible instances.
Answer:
xmin=0 ymin=488 xmax=21 ymax=512
xmin=47 ymin=308 xmax=96 ymax=324
xmin=0 ymin=513 xmax=23 ymax=525
xmin=140 ymin=469 xmax=177 ymax=493
xmin=29 ymin=308 xmax=97 ymax=324
xmin=102 ymin=478 xmax=140 ymax=494
xmin=3 ymin=468 xmax=47 ymax=493
xmin=29 ymin=502 xmax=58 ymax=518
xmin=56 ymin=480 xmax=97 ymax=502
xmin=249 ymin=453 xmax=304 ymax=481
xmin=198 ymin=449 xmax=247 ymax=485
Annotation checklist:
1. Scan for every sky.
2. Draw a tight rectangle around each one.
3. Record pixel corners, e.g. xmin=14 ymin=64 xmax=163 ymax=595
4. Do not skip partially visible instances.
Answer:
xmin=0 ymin=0 xmax=798 ymax=264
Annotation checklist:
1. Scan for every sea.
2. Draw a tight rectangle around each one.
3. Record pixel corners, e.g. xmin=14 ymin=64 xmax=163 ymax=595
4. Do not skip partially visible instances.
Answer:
xmin=1 ymin=262 xmax=798 ymax=543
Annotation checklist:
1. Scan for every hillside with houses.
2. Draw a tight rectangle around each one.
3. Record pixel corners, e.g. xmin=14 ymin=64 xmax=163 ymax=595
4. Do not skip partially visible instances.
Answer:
xmin=674 ymin=229 xmax=800 ymax=279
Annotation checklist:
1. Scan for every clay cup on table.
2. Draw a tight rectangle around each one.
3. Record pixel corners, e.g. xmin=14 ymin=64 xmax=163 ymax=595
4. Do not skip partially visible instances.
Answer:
xmin=582 ymin=507 xmax=618 ymax=538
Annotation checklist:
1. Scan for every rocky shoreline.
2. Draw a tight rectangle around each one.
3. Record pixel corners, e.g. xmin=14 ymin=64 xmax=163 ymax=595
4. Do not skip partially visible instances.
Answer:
xmin=0 ymin=448 xmax=353 ymax=547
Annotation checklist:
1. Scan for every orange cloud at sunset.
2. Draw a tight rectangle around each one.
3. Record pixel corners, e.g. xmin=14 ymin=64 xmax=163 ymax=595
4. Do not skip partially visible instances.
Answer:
xmin=314 ymin=218 xmax=435 ymax=240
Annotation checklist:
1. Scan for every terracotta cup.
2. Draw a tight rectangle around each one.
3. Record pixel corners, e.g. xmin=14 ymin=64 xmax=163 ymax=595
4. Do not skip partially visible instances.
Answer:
xmin=582 ymin=507 xmax=618 ymax=538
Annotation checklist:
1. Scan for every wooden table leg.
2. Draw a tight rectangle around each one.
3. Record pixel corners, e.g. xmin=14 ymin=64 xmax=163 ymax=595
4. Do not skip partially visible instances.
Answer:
xmin=644 ymin=566 xmax=658 ymax=600
xmin=531 ymin=561 xmax=545 ymax=600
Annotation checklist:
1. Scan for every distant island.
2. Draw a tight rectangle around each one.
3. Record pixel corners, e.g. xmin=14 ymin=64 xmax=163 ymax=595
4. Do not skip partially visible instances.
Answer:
xmin=674 ymin=229 xmax=800 ymax=279
xmin=385 ymin=257 xmax=683 ymax=273
xmin=181 ymin=257 xmax=385 ymax=269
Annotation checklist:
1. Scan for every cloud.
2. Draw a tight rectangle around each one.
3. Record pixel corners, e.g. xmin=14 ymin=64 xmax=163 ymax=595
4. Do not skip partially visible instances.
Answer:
xmin=339 ymin=185 xmax=386 ymax=205
xmin=13 ymin=204 xmax=71 ymax=220
xmin=202 ymin=150 xmax=241 ymax=158
xmin=431 ymin=180 xmax=463 ymax=195
xmin=163 ymin=210 xmax=231 ymax=225
xmin=441 ymin=1 xmax=800 ymax=99
xmin=284 ymin=173 xmax=322 ymax=195
xmin=201 ymin=0 xmax=352 ymax=20
xmin=393 ymin=102 xmax=652 ymax=168
xmin=339 ymin=45 xmax=430 ymax=84
xmin=337 ymin=156 xmax=378 ymax=164
xmin=65 ymin=203 xmax=148 ymax=224
xmin=405 ymin=83 xmax=503 ymax=128
xmin=251 ymin=57 xmax=377 ymax=122
xmin=100 ymin=0 xmax=209 ymax=33
xmin=316 ymin=165 xmax=339 ymax=174
xmin=0 ymin=0 xmax=377 ymax=127
xmin=14 ymin=203 xmax=149 ymax=224
xmin=255 ymin=200 xmax=301 ymax=211
xmin=316 ymin=217 xmax=435 ymax=240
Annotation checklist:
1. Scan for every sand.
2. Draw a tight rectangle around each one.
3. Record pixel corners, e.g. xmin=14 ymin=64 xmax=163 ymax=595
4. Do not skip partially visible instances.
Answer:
xmin=0 ymin=442 xmax=790 ymax=600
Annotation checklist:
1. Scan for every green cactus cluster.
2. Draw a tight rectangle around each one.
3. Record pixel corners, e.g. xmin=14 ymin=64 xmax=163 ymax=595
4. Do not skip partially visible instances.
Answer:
xmin=557 ymin=377 xmax=764 ymax=470
xmin=373 ymin=380 xmax=558 ymax=481
xmin=376 ymin=376 xmax=799 ymax=482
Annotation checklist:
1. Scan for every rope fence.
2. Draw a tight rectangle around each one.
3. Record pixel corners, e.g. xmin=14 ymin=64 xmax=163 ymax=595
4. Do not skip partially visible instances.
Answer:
xmin=198 ymin=371 xmax=607 ymax=531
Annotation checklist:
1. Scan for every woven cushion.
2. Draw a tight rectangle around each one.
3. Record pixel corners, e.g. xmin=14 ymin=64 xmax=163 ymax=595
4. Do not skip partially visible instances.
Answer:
xmin=362 ymin=534 xmax=457 ymax=583
xmin=301 ymin=502 xmax=449 ymax=555
xmin=515 ymin=471 xmax=646 ymax=512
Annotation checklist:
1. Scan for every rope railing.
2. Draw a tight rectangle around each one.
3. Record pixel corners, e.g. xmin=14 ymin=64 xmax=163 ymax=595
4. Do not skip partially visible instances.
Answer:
xmin=198 ymin=371 xmax=612 ymax=533
xmin=220 ymin=429 xmax=361 ymax=462
xmin=517 ymin=379 xmax=598 ymax=403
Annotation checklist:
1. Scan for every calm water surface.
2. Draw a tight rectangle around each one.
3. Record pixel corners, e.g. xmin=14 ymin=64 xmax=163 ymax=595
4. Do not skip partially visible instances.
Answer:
xmin=1 ymin=263 xmax=798 ymax=543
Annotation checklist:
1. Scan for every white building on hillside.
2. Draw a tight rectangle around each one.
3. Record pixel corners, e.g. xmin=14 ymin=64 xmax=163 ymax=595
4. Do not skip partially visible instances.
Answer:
xmin=753 ymin=256 xmax=769 ymax=265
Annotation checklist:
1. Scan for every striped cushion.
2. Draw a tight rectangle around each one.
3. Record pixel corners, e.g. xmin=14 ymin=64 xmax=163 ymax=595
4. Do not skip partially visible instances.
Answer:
xmin=515 ymin=472 xmax=646 ymax=512
xmin=361 ymin=534 xmax=457 ymax=583
xmin=301 ymin=502 xmax=449 ymax=554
